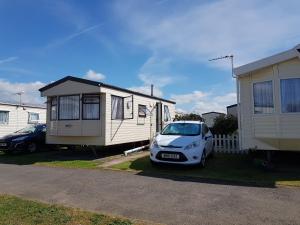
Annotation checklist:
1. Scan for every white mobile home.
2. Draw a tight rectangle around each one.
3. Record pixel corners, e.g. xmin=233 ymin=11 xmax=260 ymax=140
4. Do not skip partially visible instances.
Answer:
xmin=0 ymin=102 xmax=46 ymax=137
xmin=39 ymin=76 xmax=176 ymax=146
xmin=234 ymin=44 xmax=300 ymax=151
xmin=201 ymin=112 xmax=225 ymax=128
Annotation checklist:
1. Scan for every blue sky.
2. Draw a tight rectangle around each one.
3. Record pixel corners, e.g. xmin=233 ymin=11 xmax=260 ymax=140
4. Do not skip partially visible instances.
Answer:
xmin=0 ymin=0 xmax=300 ymax=113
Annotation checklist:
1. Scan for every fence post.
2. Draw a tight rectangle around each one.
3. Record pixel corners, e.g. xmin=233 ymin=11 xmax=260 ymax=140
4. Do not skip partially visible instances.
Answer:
xmin=212 ymin=133 xmax=241 ymax=154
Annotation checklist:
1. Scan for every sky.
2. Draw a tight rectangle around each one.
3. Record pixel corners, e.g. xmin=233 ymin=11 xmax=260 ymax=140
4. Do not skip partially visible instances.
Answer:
xmin=0 ymin=0 xmax=300 ymax=114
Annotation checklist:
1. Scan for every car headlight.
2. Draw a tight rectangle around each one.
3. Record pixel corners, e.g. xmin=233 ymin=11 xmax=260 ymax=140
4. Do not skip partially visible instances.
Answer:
xmin=151 ymin=139 xmax=159 ymax=148
xmin=12 ymin=136 xmax=27 ymax=142
xmin=184 ymin=141 xmax=200 ymax=150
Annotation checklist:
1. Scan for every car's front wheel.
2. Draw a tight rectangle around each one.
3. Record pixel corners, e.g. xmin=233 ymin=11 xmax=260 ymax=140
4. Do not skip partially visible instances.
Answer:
xmin=27 ymin=142 xmax=37 ymax=153
xmin=199 ymin=149 xmax=206 ymax=168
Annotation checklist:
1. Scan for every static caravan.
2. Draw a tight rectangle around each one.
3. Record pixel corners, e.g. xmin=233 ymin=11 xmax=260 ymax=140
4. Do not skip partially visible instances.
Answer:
xmin=226 ymin=104 xmax=238 ymax=117
xmin=0 ymin=102 xmax=46 ymax=138
xmin=234 ymin=44 xmax=300 ymax=151
xmin=39 ymin=76 xmax=176 ymax=146
xmin=201 ymin=112 xmax=225 ymax=128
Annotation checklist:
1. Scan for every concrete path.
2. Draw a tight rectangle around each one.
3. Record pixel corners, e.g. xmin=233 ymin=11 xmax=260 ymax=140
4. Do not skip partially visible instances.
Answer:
xmin=0 ymin=163 xmax=299 ymax=225
xmin=100 ymin=151 xmax=149 ymax=168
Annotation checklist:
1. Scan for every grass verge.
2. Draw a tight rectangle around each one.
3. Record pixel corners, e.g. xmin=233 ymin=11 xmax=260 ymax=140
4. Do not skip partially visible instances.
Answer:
xmin=0 ymin=151 xmax=101 ymax=169
xmin=0 ymin=194 xmax=135 ymax=225
xmin=110 ymin=153 xmax=300 ymax=187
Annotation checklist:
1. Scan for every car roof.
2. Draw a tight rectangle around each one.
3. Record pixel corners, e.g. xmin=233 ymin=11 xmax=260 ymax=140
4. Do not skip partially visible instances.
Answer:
xmin=171 ymin=121 xmax=204 ymax=124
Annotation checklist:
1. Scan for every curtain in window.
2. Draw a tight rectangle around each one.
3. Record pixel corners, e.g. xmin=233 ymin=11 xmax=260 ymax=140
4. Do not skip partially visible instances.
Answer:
xmin=281 ymin=78 xmax=300 ymax=113
xmin=59 ymin=95 xmax=80 ymax=120
xmin=0 ymin=111 xmax=9 ymax=124
xmin=28 ymin=113 xmax=39 ymax=123
xmin=138 ymin=105 xmax=147 ymax=117
xmin=253 ymin=81 xmax=274 ymax=114
xmin=164 ymin=105 xmax=171 ymax=121
xmin=50 ymin=97 xmax=57 ymax=120
xmin=111 ymin=96 xmax=123 ymax=120
xmin=83 ymin=95 xmax=100 ymax=119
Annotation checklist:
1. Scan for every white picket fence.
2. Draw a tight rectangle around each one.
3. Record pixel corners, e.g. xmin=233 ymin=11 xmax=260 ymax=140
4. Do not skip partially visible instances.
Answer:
xmin=213 ymin=134 xmax=246 ymax=154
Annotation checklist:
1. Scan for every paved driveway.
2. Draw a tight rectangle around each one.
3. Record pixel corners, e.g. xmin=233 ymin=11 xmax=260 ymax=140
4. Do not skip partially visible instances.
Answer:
xmin=0 ymin=164 xmax=299 ymax=225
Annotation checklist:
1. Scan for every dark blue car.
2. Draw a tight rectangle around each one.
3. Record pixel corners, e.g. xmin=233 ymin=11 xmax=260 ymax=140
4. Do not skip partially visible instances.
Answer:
xmin=0 ymin=124 xmax=46 ymax=154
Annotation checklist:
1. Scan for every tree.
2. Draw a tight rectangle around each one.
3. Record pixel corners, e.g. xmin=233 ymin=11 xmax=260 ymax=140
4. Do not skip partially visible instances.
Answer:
xmin=211 ymin=115 xmax=238 ymax=135
xmin=174 ymin=113 xmax=203 ymax=121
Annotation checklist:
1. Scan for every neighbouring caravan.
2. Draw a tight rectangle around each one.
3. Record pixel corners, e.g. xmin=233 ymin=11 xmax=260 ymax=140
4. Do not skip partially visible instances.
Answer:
xmin=201 ymin=112 xmax=225 ymax=128
xmin=0 ymin=102 xmax=46 ymax=137
xmin=234 ymin=44 xmax=300 ymax=151
xmin=39 ymin=76 xmax=176 ymax=146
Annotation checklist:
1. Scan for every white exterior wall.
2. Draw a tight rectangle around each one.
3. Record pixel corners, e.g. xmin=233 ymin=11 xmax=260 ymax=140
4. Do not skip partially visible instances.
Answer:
xmin=41 ymin=79 xmax=175 ymax=146
xmin=102 ymin=86 xmax=175 ymax=145
xmin=239 ymin=57 xmax=300 ymax=151
xmin=0 ymin=104 xmax=46 ymax=138
xmin=42 ymin=80 xmax=105 ymax=145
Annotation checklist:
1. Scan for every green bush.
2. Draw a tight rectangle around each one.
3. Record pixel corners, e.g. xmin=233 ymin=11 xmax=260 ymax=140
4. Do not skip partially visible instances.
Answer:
xmin=211 ymin=115 xmax=238 ymax=135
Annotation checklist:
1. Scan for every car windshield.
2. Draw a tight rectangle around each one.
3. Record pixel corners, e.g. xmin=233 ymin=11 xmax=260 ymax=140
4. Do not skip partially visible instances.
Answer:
xmin=161 ymin=123 xmax=201 ymax=136
xmin=15 ymin=125 xmax=37 ymax=134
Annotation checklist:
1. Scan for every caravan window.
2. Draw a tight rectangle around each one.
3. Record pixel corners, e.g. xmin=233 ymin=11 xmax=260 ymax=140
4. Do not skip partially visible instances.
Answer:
xmin=0 ymin=111 xmax=9 ymax=124
xmin=164 ymin=105 xmax=171 ymax=122
xmin=28 ymin=112 xmax=39 ymax=124
xmin=82 ymin=94 xmax=100 ymax=120
xmin=50 ymin=97 xmax=57 ymax=120
xmin=138 ymin=105 xmax=147 ymax=118
xmin=111 ymin=95 xmax=124 ymax=120
xmin=281 ymin=78 xmax=300 ymax=113
xmin=253 ymin=81 xmax=274 ymax=114
xmin=59 ymin=95 xmax=80 ymax=120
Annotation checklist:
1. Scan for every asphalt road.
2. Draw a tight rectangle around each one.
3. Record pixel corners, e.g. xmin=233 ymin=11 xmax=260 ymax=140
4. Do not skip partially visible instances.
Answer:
xmin=0 ymin=164 xmax=299 ymax=225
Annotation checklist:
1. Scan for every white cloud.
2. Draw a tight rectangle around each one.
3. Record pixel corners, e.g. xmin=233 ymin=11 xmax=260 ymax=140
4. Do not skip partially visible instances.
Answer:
xmin=45 ymin=24 xmax=102 ymax=49
xmin=83 ymin=69 xmax=106 ymax=81
xmin=130 ymin=85 xmax=163 ymax=97
xmin=129 ymin=72 xmax=175 ymax=97
xmin=114 ymin=0 xmax=300 ymax=69
xmin=0 ymin=79 xmax=46 ymax=104
xmin=171 ymin=91 xmax=208 ymax=105
xmin=138 ymin=73 xmax=172 ymax=88
xmin=0 ymin=57 xmax=18 ymax=65
xmin=171 ymin=91 xmax=236 ymax=114
xmin=128 ymin=55 xmax=182 ymax=97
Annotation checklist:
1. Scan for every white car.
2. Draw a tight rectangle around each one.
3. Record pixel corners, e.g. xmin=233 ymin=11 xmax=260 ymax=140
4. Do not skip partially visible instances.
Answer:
xmin=150 ymin=121 xmax=214 ymax=166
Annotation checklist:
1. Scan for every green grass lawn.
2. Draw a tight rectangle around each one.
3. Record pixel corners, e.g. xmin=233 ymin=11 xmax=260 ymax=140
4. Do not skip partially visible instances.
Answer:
xmin=110 ymin=153 xmax=300 ymax=187
xmin=0 ymin=195 xmax=135 ymax=225
xmin=0 ymin=151 xmax=101 ymax=169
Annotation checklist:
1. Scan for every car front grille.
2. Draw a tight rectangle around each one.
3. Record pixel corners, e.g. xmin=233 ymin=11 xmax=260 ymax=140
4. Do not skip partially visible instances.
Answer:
xmin=156 ymin=151 xmax=188 ymax=162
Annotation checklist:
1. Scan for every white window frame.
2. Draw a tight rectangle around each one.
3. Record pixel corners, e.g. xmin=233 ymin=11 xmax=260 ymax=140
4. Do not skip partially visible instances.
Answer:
xmin=82 ymin=94 xmax=100 ymax=120
xmin=111 ymin=95 xmax=124 ymax=120
xmin=164 ymin=105 xmax=171 ymax=122
xmin=50 ymin=97 xmax=57 ymax=121
xmin=252 ymin=80 xmax=274 ymax=114
xmin=28 ymin=112 xmax=39 ymax=124
xmin=0 ymin=111 xmax=9 ymax=125
xmin=138 ymin=104 xmax=147 ymax=118
xmin=280 ymin=78 xmax=300 ymax=114
xmin=58 ymin=95 xmax=80 ymax=120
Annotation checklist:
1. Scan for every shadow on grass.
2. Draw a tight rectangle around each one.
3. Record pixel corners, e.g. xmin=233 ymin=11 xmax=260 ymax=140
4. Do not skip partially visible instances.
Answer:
xmin=115 ymin=153 xmax=300 ymax=188
xmin=0 ymin=147 xmax=126 ymax=168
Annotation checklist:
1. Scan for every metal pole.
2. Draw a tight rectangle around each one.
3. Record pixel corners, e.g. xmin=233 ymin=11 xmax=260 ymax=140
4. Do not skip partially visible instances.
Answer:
xmin=151 ymin=84 xmax=154 ymax=96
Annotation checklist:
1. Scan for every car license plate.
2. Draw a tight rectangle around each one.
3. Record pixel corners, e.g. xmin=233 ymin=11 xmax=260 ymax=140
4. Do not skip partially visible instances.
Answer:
xmin=161 ymin=153 xmax=180 ymax=159
xmin=0 ymin=143 xmax=7 ymax=147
